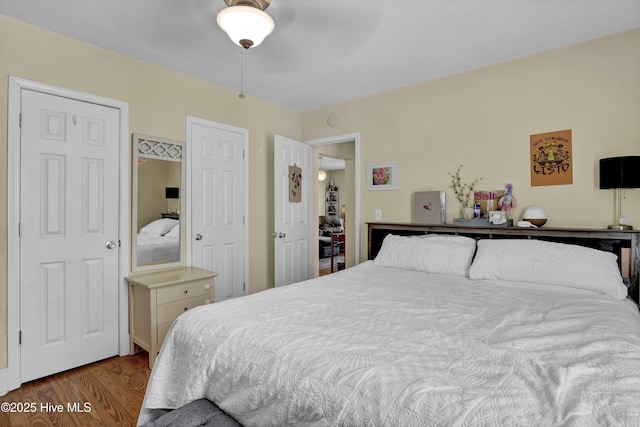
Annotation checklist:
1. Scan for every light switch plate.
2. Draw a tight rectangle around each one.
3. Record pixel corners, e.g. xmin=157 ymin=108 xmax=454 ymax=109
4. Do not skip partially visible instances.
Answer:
xmin=375 ymin=209 xmax=382 ymax=220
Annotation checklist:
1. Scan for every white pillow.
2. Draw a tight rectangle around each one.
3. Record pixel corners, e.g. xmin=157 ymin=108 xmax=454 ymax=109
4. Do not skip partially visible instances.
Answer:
xmin=165 ymin=223 xmax=180 ymax=238
xmin=374 ymin=234 xmax=477 ymax=277
xmin=469 ymin=239 xmax=627 ymax=299
xmin=140 ymin=218 xmax=179 ymax=236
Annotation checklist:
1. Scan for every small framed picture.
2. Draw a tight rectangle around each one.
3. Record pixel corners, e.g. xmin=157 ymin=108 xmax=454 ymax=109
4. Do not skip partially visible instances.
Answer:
xmin=367 ymin=161 xmax=398 ymax=191
xmin=413 ymin=191 xmax=445 ymax=224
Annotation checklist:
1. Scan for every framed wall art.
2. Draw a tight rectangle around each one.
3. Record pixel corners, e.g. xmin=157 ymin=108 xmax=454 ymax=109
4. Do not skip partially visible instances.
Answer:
xmin=288 ymin=164 xmax=302 ymax=202
xmin=530 ymin=129 xmax=573 ymax=186
xmin=412 ymin=191 xmax=445 ymax=224
xmin=367 ymin=161 xmax=398 ymax=191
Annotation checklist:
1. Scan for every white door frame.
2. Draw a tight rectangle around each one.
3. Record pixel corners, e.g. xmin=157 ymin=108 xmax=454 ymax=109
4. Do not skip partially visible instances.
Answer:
xmin=185 ymin=116 xmax=250 ymax=295
xmin=3 ymin=76 xmax=130 ymax=394
xmin=306 ymin=133 xmax=361 ymax=264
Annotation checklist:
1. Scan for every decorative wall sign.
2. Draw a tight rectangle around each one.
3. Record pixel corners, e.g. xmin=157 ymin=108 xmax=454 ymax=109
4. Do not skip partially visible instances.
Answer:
xmin=289 ymin=164 xmax=302 ymax=202
xmin=530 ymin=129 xmax=573 ymax=186
xmin=367 ymin=161 xmax=398 ymax=190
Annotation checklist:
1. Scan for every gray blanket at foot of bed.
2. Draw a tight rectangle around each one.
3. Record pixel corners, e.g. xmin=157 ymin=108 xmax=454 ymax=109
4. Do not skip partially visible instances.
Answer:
xmin=141 ymin=399 xmax=242 ymax=427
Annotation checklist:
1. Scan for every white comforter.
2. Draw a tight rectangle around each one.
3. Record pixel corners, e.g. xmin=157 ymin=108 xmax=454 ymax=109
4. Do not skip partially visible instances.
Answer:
xmin=138 ymin=262 xmax=640 ymax=426
xmin=136 ymin=233 xmax=179 ymax=265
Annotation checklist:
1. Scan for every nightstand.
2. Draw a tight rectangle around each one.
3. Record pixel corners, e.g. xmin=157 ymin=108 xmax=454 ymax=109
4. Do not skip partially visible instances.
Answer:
xmin=161 ymin=212 xmax=180 ymax=220
xmin=127 ymin=267 xmax=217 ymax=368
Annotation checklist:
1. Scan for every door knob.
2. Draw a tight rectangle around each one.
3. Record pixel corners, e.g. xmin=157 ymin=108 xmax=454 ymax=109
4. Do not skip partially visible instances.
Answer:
xmin=105 ymin=241 xmax=117 ymax=249
xmin=279 ymin=232 xmax=286 ymax=238
xmin=195 ymin=233 xmax=203 ymax=241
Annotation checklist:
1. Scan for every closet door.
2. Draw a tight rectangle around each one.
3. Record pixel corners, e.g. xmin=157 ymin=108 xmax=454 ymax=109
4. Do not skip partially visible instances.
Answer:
xmin=20 ymin=89 xmax=120 ymax=382
xmin=189 ymin=117 xmax=247 ymax=301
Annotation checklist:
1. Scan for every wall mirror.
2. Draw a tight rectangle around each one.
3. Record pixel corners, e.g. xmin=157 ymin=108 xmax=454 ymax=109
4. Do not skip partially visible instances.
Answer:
xmin=131 ymin=134 xmax=186 ymax=272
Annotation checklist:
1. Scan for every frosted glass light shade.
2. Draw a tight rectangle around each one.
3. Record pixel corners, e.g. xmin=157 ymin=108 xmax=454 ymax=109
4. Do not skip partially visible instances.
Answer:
xmin=522 ymin=206 xmax=547 ymax=227
xmin=318 ymin=170 xmax=327 ymax=181
xmin=217 ymin=6 xmax=275 ymax=49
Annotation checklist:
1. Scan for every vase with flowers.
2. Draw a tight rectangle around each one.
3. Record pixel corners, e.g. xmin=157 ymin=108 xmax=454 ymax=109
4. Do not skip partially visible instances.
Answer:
xmin=449 ymin=165 xmax=482 ymax=219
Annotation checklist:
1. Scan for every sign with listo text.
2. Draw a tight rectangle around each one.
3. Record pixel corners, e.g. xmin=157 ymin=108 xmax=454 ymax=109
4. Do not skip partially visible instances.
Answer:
xmin=530 ymin=129 xmax=573 ymax=186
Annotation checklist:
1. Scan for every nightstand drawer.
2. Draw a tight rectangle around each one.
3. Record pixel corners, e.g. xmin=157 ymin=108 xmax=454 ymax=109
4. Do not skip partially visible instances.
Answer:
xmin=156 ymin=295 xmax=211 ymax=324
xmin=156 ymin=279 xmax=212 ymax=305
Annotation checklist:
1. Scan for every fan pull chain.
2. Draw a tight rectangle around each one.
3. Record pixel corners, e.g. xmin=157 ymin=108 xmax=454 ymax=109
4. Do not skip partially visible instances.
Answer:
xmin=239 ymin=49 xmax=246 ymax=99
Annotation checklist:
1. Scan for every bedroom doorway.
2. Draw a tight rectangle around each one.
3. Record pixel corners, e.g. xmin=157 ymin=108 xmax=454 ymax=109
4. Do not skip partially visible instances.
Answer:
xmin=317 ymin=155 xmax=346 ymax=276
xmin=6 ymin=77 xmax=130 ymax=389
xmin=307 ymin=133 xmax=360 ymax=277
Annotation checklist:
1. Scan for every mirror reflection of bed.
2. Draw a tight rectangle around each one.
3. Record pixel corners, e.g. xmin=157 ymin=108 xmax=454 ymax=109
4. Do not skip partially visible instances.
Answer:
xmin=132 ymin=133 xmax=185 ymax=271
xmin=137 ymin=217 xmax=180 ymax=266
xmin=318 ymin=216 xmax=345 ymax=276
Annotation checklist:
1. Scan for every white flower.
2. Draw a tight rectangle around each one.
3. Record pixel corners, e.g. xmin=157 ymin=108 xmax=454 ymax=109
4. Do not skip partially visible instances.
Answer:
xmin=448 ymin=165 xmax=482 ymax=209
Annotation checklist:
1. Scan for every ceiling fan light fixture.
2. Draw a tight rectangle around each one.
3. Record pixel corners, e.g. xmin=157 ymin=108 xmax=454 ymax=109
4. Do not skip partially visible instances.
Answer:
xmin=217 ymin=5 xmax=275 ymax=49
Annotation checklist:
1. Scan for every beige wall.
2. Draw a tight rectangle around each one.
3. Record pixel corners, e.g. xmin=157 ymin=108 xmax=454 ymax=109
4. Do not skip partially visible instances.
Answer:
xmin=1 ymin=15 xmax=639 ymax=369
xmin=302 ymin=28 xmax=640 ymax=261
xmin=0 ymin=16 xmax=301 ymax=367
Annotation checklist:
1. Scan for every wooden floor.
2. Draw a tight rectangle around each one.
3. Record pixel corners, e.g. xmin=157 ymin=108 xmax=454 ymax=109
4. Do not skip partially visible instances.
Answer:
xmin=319 ymin=256 xmax=345 ymax=277
xmin=0 ymin=352 xmax=151 ymax=427
xmin=319 ymin=257 xmax=331 ymax=276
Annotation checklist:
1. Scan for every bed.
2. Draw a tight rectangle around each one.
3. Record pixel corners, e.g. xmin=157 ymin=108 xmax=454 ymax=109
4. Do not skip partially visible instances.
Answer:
xmin=138 ymin=222 xmax=640 ymax=426
xmin=137 ymin=218 xmax=180 ymax=265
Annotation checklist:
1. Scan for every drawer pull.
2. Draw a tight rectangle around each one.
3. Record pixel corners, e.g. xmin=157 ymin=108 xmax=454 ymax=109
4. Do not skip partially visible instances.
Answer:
xmin=183 ymin=290 xmax=188 ymax=294
xmin=184 ymin=307 xmax=188 ymax=311
xmin=204 ymin=284 xmax=211 ymax=290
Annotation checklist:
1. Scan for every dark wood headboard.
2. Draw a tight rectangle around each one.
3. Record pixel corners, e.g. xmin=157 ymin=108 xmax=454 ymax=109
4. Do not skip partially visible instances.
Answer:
xmin=367 ymin=222 xmax=640 ymax=304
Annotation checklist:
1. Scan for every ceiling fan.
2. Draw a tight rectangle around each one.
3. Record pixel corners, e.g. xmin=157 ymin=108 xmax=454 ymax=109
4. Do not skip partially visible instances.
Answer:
xmin=213 ymin=0 xmax=384 ymax=70
xmin=216 ymin=0 xmax=275 ymax=49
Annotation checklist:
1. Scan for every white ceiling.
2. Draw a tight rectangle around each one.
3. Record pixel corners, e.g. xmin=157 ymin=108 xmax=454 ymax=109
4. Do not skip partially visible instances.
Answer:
xmin=2 ymin=0 xmax=639 ymax=112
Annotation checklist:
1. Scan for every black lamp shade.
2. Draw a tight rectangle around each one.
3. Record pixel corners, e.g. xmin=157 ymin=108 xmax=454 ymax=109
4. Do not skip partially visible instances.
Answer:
xmin=599 ymin=156 xmax=640 ymax=189
xmin=165 ymin=187 xmax=180 ymax=199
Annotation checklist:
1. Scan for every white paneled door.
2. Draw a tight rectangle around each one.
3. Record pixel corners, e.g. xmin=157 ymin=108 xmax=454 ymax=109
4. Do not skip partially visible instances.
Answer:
xmin=189 ymin=118 xmax=246 ymax=302
xmin=274 ymin=135 xmax=313 ymax=287
xmin=20 ymin=89 xmax=120 ymax=382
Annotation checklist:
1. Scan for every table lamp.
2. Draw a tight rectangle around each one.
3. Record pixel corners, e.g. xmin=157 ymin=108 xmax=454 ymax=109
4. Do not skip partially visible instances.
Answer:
xmin=165 ymin=187 xmax=179 ymax=213
xmin=599 ymin=156 xmax=640 ymax=230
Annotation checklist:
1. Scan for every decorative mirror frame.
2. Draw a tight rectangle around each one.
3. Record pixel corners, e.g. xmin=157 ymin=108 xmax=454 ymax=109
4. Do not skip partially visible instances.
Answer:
xmin=131 ymin=133 xmax=186 ymax=272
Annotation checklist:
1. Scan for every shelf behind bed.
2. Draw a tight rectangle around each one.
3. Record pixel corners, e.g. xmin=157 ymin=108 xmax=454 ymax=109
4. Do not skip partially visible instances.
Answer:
xmin=367 ymin=222 xmax=640 ymax=304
